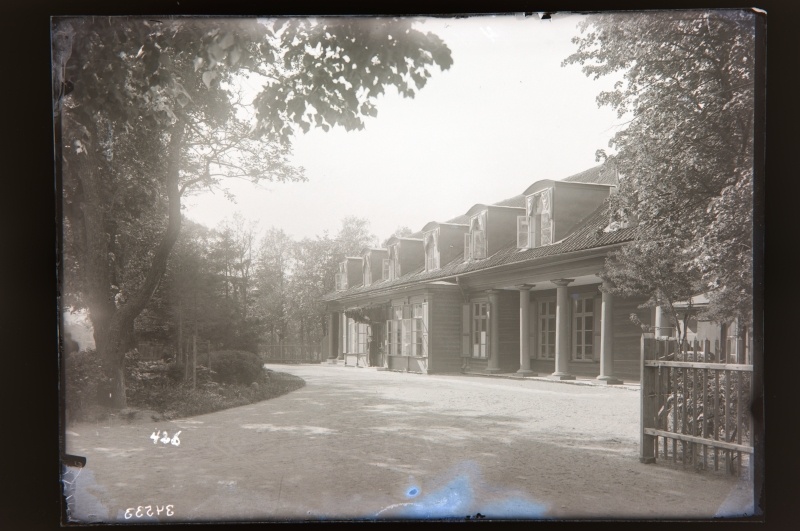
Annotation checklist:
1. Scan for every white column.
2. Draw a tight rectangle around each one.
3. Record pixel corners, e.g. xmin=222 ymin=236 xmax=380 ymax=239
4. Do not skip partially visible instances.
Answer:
xmin=327 ymin=312 xmax=337 ymax=361
xmin=486 ymin=290 xmax=501 ymax=373
xmin=597 ymin=282 xmax=623 ymax=384
xmin=550 ymin=279 xmax=576 ymax=380
xmin=516 ymin=284 xmax=536 ymax=376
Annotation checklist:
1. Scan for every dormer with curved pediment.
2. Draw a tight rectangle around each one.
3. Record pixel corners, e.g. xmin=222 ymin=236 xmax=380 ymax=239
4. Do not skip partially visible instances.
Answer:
xmin=335 ymin=257 xmax=364 ymax=291
xmin=518 ymin=180 xmax=615 ymax=249
xmin=463 ymin=204 xmax=525 ymax=262
xmin=385 ymin=236 xmax=424 ymax=280
xmin=421 ymin=221 xmax=469 ymax=271
xmin=361 ymin=247 xmax=389 ymax=286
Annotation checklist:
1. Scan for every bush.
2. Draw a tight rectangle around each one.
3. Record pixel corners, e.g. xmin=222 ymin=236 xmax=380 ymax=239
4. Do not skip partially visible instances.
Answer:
xmin=209 ymin=350 xmax=264 ymax=385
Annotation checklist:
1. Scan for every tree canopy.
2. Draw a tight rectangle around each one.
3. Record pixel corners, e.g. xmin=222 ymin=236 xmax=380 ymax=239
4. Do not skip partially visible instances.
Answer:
xmin=563 ymin=10 xmax=756 ymax=331
xmin=55 ymin=16 xmax=452 ymax=407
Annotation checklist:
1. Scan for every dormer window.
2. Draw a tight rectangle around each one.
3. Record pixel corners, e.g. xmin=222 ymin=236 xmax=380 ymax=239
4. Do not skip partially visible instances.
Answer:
xmin=382 ymin=258 xmax=390 ymax=280
xmin=518 ymin=188 xmax=553 ymax=249
xmin=423 ymin=230 xmax=440 ymax=271
xmin=388 ymin=244 xmax=400 ymax=280
xmin=362 ymin=254 xmax=371 ymax=286
xmin=464 ymin=211 xmax=487 ymax=262
xmin=335 ymin=261 xmax=348 ymax=291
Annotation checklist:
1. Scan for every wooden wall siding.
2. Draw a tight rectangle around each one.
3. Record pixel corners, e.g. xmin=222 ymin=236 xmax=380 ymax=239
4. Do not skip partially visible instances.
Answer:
xmin=428 ymin=288 xmax=465 ymax=374
xmin=400 ymin=239 xmax=425 ymax=276
xmin=439 ymin=224 xmax=469 ymax=266
xmin=552 ymin=183 xmax=612 ymax=241
xmin=388 ymin=355 xmax=409 ymax=372
xmin=366 ymin=250 xmax=388 ymax=286
xmin=497 ymin=290 xmax=521 ymax=372
xmin=487 ymin=208 xmax=524 ymax=257
xmin=346 ymin=257 xmax=363 ymax=288
xmin=468 ymin=358 xmax=489 ymax=372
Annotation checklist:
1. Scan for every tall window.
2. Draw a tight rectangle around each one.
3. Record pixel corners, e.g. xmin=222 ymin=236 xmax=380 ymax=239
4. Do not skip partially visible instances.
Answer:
xmin=382 ymin=258 xmax=390 ymax=280
xmin=357 ymin=322 xmax=369 ymax=354
xmin=362 ymin=254 xmax=371 ymax=286
xmin=472 ymin=301 xmax=489 ymax=358
xmin=424 ymin=230 xmax=440 ymax=271
xmin=573 ymin=296 xmax=594 ymax=360
xmin=539 ymin=300 xmax=556 ymax=359
xmin=465 ymin=211 xmax=487 ymax=261
xmin=518 ymin=188 xmax=553 ymax=249
xmin=386 ymin=302 xmax=428 ymax=356
xmin=388 ymin=244 xmax=400 ymax=279
xmin=335 ymin=261 xmax=348 ymax=291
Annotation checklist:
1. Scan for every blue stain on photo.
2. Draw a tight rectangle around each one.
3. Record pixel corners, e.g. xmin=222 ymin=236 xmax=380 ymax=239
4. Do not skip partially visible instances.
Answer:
xmin=379 ymin=461 xmax=549 ymax=520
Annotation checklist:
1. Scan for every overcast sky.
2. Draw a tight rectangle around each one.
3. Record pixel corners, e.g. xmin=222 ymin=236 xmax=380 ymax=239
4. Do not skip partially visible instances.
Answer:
xmin=183 ymin=13 xmax=624 ymax=243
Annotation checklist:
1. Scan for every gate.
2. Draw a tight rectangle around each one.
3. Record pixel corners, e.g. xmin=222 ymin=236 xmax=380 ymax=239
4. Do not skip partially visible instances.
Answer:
xmin=640 ymin=334 xmax=753 ymax=476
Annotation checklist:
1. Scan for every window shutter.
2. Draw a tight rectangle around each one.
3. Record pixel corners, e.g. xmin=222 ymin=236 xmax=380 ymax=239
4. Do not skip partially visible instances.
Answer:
xmin=517 ymin=216 xmax=530 ymax=249
xmin=422 ymin=302 xmax=429 ymax=357
xmin=541 ymin=189 xmax=553 ymax=245
xmin=461 ymin=303 xmax=471 ymax=357
xmin=382 ymin=259 xmax=390 ymax=280
xmin=473 ymin=230 xmax=486 ymax=259
xmin=464 ymin=232 xmax=472 ymax=262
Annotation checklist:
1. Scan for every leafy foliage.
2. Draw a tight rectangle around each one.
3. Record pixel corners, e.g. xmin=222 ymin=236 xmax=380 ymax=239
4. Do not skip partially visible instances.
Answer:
xmin=208 ymin=350 xmax=265 ymax=386
xmin=55 ymin=16 xmax=451 ymax=407
xmin=564 ymin=10 xmax=755 ymax=329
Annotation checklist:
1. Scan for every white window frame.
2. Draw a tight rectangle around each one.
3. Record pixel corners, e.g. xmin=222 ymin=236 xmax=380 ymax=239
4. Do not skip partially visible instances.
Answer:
xmin=538 ymin=299 xmax=556 ymax=359
xmin=572 ymin=295 xmax=595 ymax=360
xmin=362 ymin=255 xmax=371 ymax=286
xmin=471 ymin=300 xmax=490 ymax=359
xmin=521 ymin=189 xmax=553 ymax=249
xmin=389 ymin=244 xmax=400 ymax=279
xmin=388 ymin=302 xmax=428 ymax=357
xmin=382 ymin=258 xmax=390 ymax=280
xmin=424 ymin=230 xmax=440 ymax=272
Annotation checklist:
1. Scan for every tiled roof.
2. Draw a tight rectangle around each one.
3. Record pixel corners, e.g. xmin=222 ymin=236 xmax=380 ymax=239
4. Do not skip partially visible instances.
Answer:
xmin=561 ymin=164 xmax=619 ymax=186
xmin=324 ymin=201 xmax=636 ymax=301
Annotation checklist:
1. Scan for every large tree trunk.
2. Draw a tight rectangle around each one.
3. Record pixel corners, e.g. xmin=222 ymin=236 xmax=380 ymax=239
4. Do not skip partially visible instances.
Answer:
xmin=75 ymin=121 xmax=186 ymax=408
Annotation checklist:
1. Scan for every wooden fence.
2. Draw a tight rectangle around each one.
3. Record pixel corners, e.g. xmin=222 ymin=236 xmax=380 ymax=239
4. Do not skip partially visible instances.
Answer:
xmin=640 ymin=335 xmax=753 ymax=477
xmin=260 ymin=344 xmax=322 ymax=363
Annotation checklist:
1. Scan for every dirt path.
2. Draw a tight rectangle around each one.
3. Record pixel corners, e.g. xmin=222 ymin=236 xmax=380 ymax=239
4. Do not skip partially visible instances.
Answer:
xmin=64 ymin=365 xmax=754 ymax=522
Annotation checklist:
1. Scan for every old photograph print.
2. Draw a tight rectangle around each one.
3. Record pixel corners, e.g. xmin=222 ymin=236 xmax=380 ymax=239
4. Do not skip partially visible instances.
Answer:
xmin=56 ymin=11 xmax=761 ymax=522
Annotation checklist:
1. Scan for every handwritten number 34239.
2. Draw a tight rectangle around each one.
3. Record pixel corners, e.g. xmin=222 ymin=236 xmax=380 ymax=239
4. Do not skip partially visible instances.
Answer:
xmin=125 ymin=505 xmax=173 ymax=519
xmin=150 ymin=430 xmax=181 ymax=446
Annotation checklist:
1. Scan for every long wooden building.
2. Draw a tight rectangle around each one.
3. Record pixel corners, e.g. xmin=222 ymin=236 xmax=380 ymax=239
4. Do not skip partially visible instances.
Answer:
xmin=321 ymin=165 xmax=731 ymax=383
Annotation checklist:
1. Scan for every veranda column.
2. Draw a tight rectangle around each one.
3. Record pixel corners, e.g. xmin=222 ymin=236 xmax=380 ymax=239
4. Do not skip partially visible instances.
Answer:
xmin=550 ymin=279 xmax=575 ymax=380
xmin=597 ymin=281 xmax=623 ymax=384
xmin=338 ymin=312 xmax=346 ymax=360
xmin=486 ymin=290 xmax=502 ymax=373
xmin=327 ymin=312 xmax=337 ymax=361
xmin=516 ymin=284 xmax=536 ymax=376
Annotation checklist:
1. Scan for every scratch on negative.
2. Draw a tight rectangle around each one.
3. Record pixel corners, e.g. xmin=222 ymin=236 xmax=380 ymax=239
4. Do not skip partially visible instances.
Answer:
xmin=375 ymin=502 xmax=418 ymax=517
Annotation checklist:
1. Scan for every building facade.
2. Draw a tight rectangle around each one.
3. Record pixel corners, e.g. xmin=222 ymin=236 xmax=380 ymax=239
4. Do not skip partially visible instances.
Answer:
xmin=322 ymin=165 xmax=716 ymax=383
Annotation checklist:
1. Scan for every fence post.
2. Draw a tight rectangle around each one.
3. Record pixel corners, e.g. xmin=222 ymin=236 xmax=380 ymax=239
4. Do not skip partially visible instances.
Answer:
xmin=640 ymin=333 xmax=657 ymax=463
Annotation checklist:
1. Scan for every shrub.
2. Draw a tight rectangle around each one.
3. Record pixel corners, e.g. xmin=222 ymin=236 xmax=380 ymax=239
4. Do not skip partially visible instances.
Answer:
xmin=209 ymin=350 xmax=264 ymax=385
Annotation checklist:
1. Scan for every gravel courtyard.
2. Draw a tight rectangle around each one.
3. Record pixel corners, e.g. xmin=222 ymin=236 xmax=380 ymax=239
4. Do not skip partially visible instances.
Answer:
xmin=64 ymin=364 xmax=754 ymax=522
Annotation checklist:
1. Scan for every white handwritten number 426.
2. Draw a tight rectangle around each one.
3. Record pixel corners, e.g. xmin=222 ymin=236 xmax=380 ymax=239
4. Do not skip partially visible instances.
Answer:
xmin=125 ymin=505 xmax=174 ymax=519
xmin=150 ymin=430 xmax=181 ymax=446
